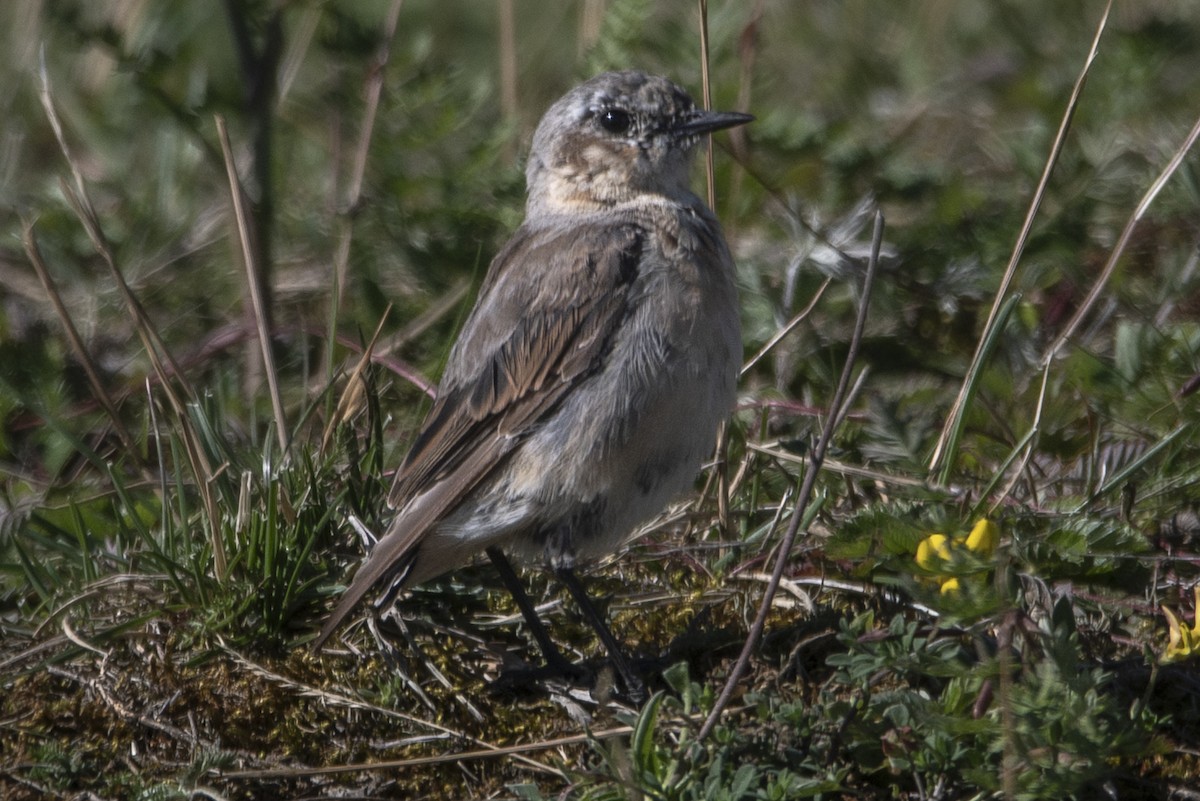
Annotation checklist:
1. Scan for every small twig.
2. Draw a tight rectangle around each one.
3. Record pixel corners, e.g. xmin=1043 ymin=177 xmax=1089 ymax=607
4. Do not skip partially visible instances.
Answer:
xmin=699 ymin=211 xmax=884 ymax=740
xmin=733 ymin=572 xmax=813 ymax=612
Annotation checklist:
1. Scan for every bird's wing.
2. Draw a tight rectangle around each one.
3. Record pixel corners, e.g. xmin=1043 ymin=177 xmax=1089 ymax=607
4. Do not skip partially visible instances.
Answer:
xmin=314 ymin=220 xmax=645 ymax=647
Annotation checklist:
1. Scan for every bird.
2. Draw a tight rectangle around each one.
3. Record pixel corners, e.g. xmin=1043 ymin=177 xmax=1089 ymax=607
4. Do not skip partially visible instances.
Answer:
xmin=314 ymin=70 xmax=751 ymax=698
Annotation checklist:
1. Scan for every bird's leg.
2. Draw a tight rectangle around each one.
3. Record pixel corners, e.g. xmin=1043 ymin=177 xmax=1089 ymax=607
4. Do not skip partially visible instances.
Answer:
xmin=554 ymin=566 xmax=647 ymax=702
xmin=486 ymin=547 xmax=581 ymax=678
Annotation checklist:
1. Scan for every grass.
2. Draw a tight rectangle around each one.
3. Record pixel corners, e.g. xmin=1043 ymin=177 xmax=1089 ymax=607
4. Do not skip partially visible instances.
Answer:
xmin=3 ymin=1 xmax=1200 ymax=799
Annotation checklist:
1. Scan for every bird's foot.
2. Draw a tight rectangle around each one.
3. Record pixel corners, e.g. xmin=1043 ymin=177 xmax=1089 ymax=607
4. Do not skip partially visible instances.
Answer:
xmin=490 ymin=652 xmax=656 ymax=704
xmin=490 ymin=654 xmax=591 ymax=698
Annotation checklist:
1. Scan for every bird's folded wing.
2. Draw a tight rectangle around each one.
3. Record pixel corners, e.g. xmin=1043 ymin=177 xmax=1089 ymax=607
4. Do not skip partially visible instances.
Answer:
xmin=314 ymin=221 xmax=645 ymax=646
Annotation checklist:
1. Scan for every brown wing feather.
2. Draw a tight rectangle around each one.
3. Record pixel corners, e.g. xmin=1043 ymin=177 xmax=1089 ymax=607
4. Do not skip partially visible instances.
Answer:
xmin=313 ymin=221 xmax=644 ymax=648
xmin=388 ymin=221 xmax=643 ymax=506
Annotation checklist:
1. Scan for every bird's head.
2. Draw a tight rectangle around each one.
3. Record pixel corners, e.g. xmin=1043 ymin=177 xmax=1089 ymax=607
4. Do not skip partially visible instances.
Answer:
xmin=525 ymin=71 xmax=752 ymax=214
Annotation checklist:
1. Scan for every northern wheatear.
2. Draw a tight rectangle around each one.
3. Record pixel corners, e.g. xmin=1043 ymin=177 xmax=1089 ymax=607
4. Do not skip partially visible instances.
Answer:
xmin=315 ymin=71 xmax=751 ymax=699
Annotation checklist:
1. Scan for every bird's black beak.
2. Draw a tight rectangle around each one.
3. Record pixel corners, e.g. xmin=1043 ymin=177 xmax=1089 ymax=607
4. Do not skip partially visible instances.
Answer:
xmin=673 ymin=109 xmax=755 ymax=138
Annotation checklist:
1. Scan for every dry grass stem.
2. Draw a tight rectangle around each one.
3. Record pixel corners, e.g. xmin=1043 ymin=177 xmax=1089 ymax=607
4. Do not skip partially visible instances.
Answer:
xmin=1041 ymin=111 xmax=1200 ymax=366
xmin=36 ymin=50 xmax=227 ymax=578
xmin=929 ymin=0 xmax=1113 ymax=476
xmin=741 ymin=276 xmax=833 ymax=376
xmin=333 ymin=0 xmax=405 ymax=302
xmin=700 ymin=211 xmax=885 ymax=740
xmin=216 ymin=115 xmax=289 ymax=454
xmin=22 ymin=224 xmax=139 ymax=458
xmin=698 ymin=0 xmax=716 ymax=209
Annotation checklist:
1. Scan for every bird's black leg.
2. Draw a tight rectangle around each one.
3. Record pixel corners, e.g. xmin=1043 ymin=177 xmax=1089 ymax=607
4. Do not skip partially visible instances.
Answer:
xmin=554 ymin=566 xmax=647 ymax=702
xmin=486 ymin=547 xmax=581 ymax=678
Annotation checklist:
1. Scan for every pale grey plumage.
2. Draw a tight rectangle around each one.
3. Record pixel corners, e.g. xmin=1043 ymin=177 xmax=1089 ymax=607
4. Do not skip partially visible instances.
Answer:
xmin=315 ymin=71 xmax=750 ymax=653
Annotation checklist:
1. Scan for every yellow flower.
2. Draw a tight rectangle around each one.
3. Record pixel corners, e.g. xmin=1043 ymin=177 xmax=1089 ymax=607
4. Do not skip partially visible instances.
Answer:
xmin=1162 ymin=586 xmax=1200 ymax=663
xmin=964 ymin=518 xmax=998 ymax=555
xmin=914 ymin=519 xmax=998 ymax=595
xmin=915 ymin=533 xmax=952 ymax=570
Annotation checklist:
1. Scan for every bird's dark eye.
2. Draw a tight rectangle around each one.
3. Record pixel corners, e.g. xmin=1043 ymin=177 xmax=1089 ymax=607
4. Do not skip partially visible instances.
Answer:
xmin=597 ymin=108 xmax=632 ymax=134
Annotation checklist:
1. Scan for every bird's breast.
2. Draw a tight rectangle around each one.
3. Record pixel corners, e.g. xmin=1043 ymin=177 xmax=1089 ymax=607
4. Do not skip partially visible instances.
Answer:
xmin=504 ymin=204 xmax=740 ymax=562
